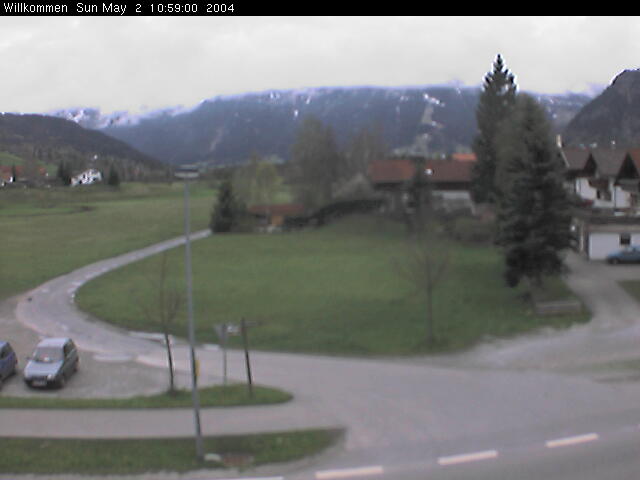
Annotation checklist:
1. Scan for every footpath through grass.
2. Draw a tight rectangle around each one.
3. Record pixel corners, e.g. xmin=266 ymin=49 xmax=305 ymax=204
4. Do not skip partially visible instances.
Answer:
xmin=0 ymin=383 xmax=291 ymax=409
xmin=0 ymin=182 xmax=213 ymax=299
xmin=77 ymin=215 xmax=588 ymax=356
xmin=0 ymin=428 xmax=342 ymax=475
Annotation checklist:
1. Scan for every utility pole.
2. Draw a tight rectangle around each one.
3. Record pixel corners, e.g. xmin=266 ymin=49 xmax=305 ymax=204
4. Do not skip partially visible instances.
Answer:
xmin=176 ymin=165 xmax=204 ymax=461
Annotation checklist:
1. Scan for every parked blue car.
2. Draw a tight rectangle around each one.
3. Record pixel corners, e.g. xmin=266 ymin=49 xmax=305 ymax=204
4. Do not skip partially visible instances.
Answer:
xmin=23 ymin=337 xmax=79 ymax=389
xmin=0 ymin=341 xmax=18 ymax=388
xmin=606 ymin=245 xmax=640 ymax=264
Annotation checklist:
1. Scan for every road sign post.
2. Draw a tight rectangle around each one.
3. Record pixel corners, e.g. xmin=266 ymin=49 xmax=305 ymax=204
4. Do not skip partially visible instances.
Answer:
xmin=214 ymin=323 xmax=229 ymax=386
xmin=240 ymin=318 xmax=253 ymax=398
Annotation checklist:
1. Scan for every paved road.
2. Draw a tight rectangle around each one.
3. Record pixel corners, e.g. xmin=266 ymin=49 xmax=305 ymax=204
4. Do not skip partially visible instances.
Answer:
xmin=3 ymin=242 xmax=640 ymax=480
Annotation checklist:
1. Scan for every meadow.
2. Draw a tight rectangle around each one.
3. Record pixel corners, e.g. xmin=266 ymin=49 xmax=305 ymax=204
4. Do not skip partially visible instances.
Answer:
xmin=76 ymin=212 xmax=587 ymax=355
xmin=0 ymin=182 xmax=212 ymax=299
xmin=1 ymin=182 xmax=587 ymax=356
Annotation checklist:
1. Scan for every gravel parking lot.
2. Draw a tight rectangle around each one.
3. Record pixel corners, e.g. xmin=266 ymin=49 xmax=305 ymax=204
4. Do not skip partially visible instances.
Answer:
xmin=0 ymin=296 xmax=187 ymax=398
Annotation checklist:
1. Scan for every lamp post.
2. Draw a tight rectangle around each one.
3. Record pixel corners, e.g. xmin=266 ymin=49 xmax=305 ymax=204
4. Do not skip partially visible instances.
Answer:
xmin=174 ymin=165 xmax=204 ymax=460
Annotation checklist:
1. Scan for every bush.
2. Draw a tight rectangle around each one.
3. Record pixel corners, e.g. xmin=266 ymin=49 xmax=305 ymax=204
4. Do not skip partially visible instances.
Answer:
xmin=450 ymin=217 xmax=495 ymax=244
xmin=310 ymin=198 xmax=386 ymax=226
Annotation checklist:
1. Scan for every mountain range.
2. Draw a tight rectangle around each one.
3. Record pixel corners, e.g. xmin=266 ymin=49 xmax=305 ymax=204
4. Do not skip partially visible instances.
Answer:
xmin=49 ymin=86 xmax=593 ymax=167
xmin=562 ymin=69 xmax=640 ymax=148
xmin=0 ymin=113 xmax=164 ymax=178
xmin=13 ymin=68 xmax=640 ymax=174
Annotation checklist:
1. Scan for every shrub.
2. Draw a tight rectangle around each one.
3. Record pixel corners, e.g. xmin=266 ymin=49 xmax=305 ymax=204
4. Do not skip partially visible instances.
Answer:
xmin=450 ymin=217 xmax=495 ymax=244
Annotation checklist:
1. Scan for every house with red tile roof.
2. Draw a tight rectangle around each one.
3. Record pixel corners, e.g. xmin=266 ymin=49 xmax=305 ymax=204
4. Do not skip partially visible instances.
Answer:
xmin=368 ymin=156 xmax=474 ymax=214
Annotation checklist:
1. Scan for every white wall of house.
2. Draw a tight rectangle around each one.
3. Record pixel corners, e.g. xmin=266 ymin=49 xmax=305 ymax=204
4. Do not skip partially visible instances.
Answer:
xmin=432 ymin=190 xmax=475 ymax=213
xmin=613 ymin=187 xmax=633 ymax=208
xmin=588 ymin=231 xmax=640 ymax=259
xmin=574 ymin=178 xmax=635 ymax=209
xmin=71 ymin=169 xmax=102 ymax=187
xmin=574 ymin=177 xmax=598 ymax=202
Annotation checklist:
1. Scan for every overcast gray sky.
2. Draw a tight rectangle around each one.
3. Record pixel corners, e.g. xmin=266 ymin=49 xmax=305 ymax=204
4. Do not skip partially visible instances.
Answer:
xmin=1 ymin=16 xmax=638 ymax=115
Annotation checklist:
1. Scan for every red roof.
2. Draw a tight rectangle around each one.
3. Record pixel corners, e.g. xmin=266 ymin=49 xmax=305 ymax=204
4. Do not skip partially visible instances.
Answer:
xmin=451 ymin=152 xmax=477 ymax=162
xmin=424 ymin=159 xmax=473 ymax=183
xmin=368 ymin=158 xmax=472 ymax=185
xmin=368 ymin=158 xmax=415 ymax=184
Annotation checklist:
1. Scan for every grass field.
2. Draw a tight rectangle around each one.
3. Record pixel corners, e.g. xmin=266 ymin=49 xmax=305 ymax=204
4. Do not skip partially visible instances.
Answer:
xmin=0 ymin=428 xmax=342 ymax=474
xmin=0 ymin=182 xmax=213 ymax=299
xmin=77 ymin=215 xmax=588 ymax=356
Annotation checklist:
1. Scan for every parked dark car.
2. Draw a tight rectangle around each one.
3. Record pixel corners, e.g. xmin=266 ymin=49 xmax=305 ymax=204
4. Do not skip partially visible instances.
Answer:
xmin=606 ymin=245 xmax=640 ymax=264
xmin=23 ymin=338 xmax=79 ymax=388
xmin=0 ymin=341 xmax=18 ymax=388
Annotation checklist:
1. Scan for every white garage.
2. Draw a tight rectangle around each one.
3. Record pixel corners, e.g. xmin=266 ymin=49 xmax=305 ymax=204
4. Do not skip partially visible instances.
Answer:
xmin=585 ymin=225 xmax=640 ymax=260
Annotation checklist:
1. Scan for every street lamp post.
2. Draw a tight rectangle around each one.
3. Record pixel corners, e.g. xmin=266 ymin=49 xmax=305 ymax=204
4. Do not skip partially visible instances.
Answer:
xmin=175 ymin=165 xmax=204 ymax=460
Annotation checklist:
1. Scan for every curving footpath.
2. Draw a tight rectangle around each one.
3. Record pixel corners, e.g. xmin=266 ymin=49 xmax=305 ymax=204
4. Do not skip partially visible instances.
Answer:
xmin=3 ymin=239 xmax=640 ymax=479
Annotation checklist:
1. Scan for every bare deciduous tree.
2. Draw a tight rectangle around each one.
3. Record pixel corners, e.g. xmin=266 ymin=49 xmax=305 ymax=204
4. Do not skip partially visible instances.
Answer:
xmin=138 ymin=252 xmax=184 ymax=393
xmin=395 ymin=229 xmax=450 ymax=346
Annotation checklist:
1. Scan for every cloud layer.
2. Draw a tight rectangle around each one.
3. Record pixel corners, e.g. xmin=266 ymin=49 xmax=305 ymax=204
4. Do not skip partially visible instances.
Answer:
xmin=1 ymin=16 xmax=638 ymax=114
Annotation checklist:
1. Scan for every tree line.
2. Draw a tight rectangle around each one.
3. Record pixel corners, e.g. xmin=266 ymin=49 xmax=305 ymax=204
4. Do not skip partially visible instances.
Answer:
xmin=210 ymin=120 xmax=388 ymax=232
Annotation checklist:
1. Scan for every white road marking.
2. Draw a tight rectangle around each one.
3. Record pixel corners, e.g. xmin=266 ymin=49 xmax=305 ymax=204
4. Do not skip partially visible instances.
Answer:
xmin=438 ymin=449 xmax=498 ymax=466
xmin=545 ymin=433 xmax=599 ymax=448
xmin=316 ymin=465 xmax=384 ymax=479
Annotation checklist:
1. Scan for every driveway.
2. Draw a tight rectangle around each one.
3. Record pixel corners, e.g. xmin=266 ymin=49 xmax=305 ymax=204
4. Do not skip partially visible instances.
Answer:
xmin=438 ymin=252 xmax=640 ymax=375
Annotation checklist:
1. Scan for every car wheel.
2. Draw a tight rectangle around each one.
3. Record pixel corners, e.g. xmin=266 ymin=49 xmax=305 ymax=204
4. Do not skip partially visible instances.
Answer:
xmin=57 ymin=375 xmax=66 ymax=389
xmin=610 ymin=258 xmax=619 ymax=265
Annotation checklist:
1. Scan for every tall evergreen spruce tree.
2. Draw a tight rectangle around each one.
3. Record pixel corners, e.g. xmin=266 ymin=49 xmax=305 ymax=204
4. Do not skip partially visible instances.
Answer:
xmin=56 ymin=161 xmax=71 ymax=186
xmin=107 ymin=165 xmax=120 ymax=187
xmin=471 ymin=54 xmax=517 ymax=203
xmin=210 ymin=179 xmax=245 ymax=233
xmin=496 ymin=94 xmax=573 ymax=288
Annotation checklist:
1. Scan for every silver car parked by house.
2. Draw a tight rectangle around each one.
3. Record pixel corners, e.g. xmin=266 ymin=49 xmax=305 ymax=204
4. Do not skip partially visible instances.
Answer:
xmin=23 ymin=338 xmax=79 ymax=388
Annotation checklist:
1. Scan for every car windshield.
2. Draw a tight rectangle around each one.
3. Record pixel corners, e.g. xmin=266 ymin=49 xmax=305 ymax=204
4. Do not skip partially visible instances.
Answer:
xmin=32 ymin=347 xmax=63 ymax=363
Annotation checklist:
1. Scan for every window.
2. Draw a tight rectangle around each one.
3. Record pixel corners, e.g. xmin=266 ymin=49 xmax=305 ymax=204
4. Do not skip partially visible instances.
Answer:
xmin=597 ymin=189 xmax=612 ymax=201
xmin=620 ymin=233 xmax=631 ymax=246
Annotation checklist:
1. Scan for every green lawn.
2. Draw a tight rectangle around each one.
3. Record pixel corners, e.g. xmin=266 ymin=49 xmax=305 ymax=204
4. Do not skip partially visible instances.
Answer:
xmin=0 ymin=428 xmax=342 ymax=475
xmin=77 ymin=215 xmax=588 ymax=355
xmin=0 ymin=384 xmax=291 ymax=409
xmin=0 ymin=182 xmax=213 ymax=299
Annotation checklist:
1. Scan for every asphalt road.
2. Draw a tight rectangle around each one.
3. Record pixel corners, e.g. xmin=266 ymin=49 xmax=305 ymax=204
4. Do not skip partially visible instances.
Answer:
xmin=3 ymin=238 xmax=640 ymax=480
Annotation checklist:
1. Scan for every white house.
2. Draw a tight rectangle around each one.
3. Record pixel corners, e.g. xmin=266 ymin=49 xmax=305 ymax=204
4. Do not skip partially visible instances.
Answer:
xmin=562 ymin=146 xmax=640 ymax=259
xmin=71 ymin=168 xmax=102 ymax=187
